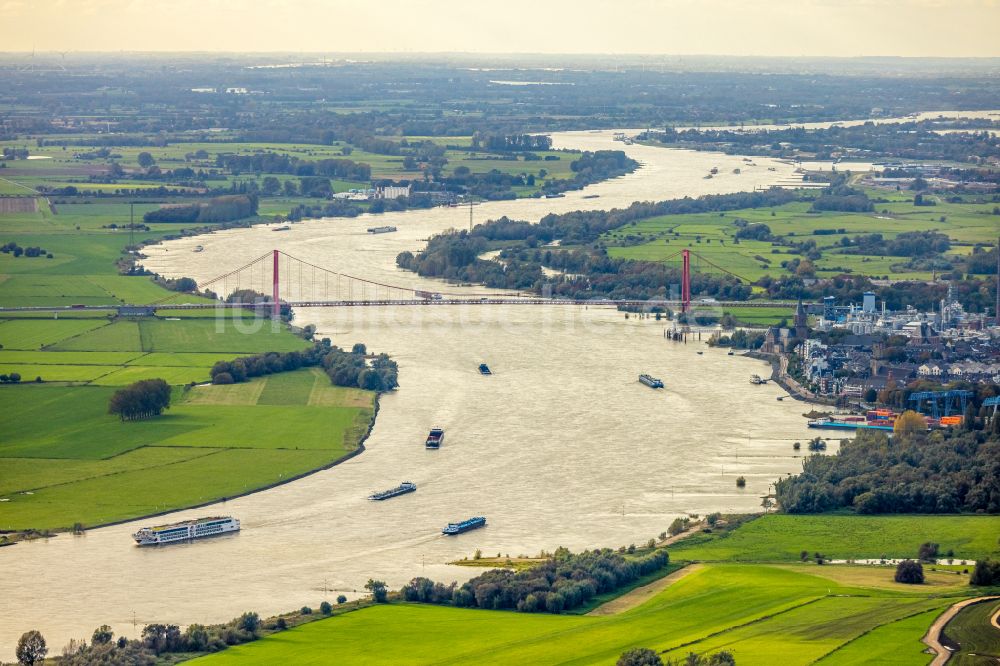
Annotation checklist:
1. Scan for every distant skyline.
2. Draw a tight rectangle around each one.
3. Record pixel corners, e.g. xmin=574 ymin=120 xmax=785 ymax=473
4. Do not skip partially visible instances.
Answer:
xmin=2 ymin=0 xmax=1000 ymax=57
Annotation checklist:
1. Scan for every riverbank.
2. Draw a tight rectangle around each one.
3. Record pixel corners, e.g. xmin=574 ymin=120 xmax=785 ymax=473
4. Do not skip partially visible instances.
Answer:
xmin=0 ymin=368 xmax=381 ymax=541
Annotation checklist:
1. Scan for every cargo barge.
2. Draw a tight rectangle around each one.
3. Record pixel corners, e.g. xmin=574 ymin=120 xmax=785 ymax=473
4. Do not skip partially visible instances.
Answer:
xmin=807 ymin=419 xmax=895 ymax=432
xmin=639 ymin=374 xmax=664 ymax=389
xmin=426 ymin=428 xmax=444 ymax=449
xmin=367 ymin=226 xmax=398 ymax=234
xmin=442 ymin=516 xmax=486 ymax=535
xmin=368 ymin=481 xmax=416 ymax=501
xmin=133 ymin=516 xmax=240 ymax=546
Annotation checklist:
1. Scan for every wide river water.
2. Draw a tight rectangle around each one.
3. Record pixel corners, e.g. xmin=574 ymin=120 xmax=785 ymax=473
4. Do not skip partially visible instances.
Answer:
xmin=2 ymin=129 xmax=847 ymax=655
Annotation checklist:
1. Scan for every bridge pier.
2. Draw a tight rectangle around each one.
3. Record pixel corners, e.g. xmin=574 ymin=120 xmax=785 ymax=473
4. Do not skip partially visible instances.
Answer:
xmin=272 ymin=249 xmax=280 ymax=318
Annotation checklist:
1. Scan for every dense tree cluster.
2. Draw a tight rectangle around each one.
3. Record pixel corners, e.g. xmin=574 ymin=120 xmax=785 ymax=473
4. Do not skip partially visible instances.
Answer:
xmin=402 ymin=547 xmax=669 ymax=614
xmin=209 ymin=341 xmax=398 ymax=392
xmin=475 ymin=134 xmax=553 ymax=151
xmin=840 ymin=231 xmax=951 ymax=258
xmin=48 ymin=611 xmax=268 ymax=665
xmin=1 ymin=242 xmax=52 ymax=259
xmin=970 ymin=559 xmax=1000 ymax=586
xmin=143 ymin=194 xmax=258 ymax=223
xmin=108 ymin=379 xmax=171 ymax=421
xmin=810 ymin=189 xmax=874 ymax=213
xmin=774 ymin=428 xmax=1000 ymax=514
xmin=214 ymin=152 xmax=371 ymax=181
xmin=894 ymin=560 xmax=925 ymax=584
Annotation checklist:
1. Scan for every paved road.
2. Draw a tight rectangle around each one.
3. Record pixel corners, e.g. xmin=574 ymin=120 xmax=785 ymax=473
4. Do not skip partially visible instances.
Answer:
xmin=921 ymin=595 xmax=1000 ymax=666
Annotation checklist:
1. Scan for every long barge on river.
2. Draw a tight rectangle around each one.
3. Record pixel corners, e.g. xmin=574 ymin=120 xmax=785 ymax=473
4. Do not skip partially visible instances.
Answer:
xmin=807 ymin=419 xmax=894 ymax=432
xmin=368 ymin=482 xmax=416 ymax=501
xmin=133 ymin=516 xmax=240 ymax=546
xmin=442 ymin=516 xmax=486 ymax=535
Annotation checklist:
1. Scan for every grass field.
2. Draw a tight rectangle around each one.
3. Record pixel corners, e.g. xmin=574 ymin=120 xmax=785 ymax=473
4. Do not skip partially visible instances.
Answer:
xmin=0 ymin=368 xmax=375 ymax=531
xmin=669 ymin=514 xmax=1000 ymax=562
xmin=191 ymin=562 xmax=967 ymax=666
xmin=0 ymin=315 xmax=309 ymax=386
xmin=604 ymin=199 xmax=999 ymax=283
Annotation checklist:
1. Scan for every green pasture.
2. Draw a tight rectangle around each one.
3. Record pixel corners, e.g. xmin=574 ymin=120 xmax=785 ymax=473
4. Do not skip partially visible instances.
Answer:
xmin=603 ymin=199 xmax=1000 ymax=282
xmin=815 ymin=606 xmax=947 ymax=665
xmin=192 ymin=563 xmax=964 ymax=666
xmin=670 ymin=514 xmax=1000 ymax=562
xmin=0 ymin=368 xmax=375 ymax=531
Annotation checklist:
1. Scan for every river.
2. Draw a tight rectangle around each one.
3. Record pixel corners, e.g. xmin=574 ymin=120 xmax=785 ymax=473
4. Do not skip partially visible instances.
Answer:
xmin=2 ymin=130 xmax=835 ymax=656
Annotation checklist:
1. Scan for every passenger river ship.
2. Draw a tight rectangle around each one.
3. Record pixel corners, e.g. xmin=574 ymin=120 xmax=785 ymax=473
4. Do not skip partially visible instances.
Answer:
xmin=132 ymin=516 xmax=240 ymax=546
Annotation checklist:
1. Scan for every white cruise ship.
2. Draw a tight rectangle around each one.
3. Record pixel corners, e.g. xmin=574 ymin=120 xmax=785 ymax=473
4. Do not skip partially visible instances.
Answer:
xmin=132 ymin=516 xmax=240 ymax=546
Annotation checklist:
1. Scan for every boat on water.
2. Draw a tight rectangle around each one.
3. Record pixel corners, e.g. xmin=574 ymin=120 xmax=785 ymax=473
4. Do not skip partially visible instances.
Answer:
xmin=368 ymin=481 xmax=416 ymax=501
xmin=426 ymin=427 xmax=444 ymax=449
xmin=272 ymin=225 xmax=291 ymax=232
xmin=639 ymin=373 xmax=664 ymax=389
xmin=727 ymin=350 xmax=735 ymax=356
xmin=478 ymin=363 xmax=492 ymax=375
xmin=808 ymin=419 xmax=894 ymax=432
xmin=696 ymin=351 xmax=704 ymax=355
xmin=132 ymin=516 xmax=240 ymax=546
xmin=750 ymin=374 xmax=767 ymax=385
xmin=442 ymin=516 xmax=486 ymax=535
xmin=367 ymin=226 xmax=398 ymax=234
xmin=193 ymin=245 xmax=204 ymax=253
xmin=582 ymin=194 xmax=600 ymax=199
xmin=543 ymin=193 xmax=565 ymax=199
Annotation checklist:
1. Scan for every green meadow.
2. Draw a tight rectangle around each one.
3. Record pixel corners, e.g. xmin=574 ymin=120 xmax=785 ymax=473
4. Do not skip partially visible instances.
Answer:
xmin=604 ymin=198 xmax=1000 ymax=283
xmin=669 ymin=514 xmax=1000 ymax=563
xmin=191 ymin=561 xmax=970 ymax=666
xmin=0 ymin=368 xmax=374 ymax=531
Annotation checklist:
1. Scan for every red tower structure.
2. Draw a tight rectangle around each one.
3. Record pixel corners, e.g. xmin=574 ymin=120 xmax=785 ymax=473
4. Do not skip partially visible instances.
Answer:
xmin=681 ymin=249 xmax=691 ymax=313
xmin=272 ymin=249 xmax=280 ymax=318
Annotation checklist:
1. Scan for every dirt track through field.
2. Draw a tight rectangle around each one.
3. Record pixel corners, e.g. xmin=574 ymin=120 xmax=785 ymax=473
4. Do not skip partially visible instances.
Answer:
xmin=588 ymin=564 xmax=704 ymax=616
xmin=921 ymin=595 xmax=1000 ymax=666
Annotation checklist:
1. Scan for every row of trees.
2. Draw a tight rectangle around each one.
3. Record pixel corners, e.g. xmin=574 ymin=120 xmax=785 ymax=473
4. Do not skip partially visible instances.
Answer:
xmin=214 ymin=152 xmax=371 ymax=181
xmin=143 ymin=194 xmax=258 ymax=224
xmin=209 ymin=341 xmax=399 ymax=392
xmin=1 ymin=241 xmax=53 ymax=258
xmin=107 ymin=378 xmax=171 ymax=421
xmin=402 ymin=547 xmax=670 ymax=614
xmin=774 ymin=426 xmax=1000 ymax=514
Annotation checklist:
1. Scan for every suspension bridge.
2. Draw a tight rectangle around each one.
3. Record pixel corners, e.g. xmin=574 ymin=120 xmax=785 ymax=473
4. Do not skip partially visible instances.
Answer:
xmin=0 ymin=249 xmax=808 ymax=314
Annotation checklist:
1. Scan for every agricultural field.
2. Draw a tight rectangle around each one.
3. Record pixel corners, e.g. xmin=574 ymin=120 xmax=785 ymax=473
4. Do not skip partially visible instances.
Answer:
xmin=0 ymin=134 xmax=580 ymax=202
xmin=669 ymin=514 xmax=1000 ymax=563
xmin=0 ymin=368 xmax=375 ymax=531
xmin=191 ymin=561 xmax=971 ymax=666
xmin=604 ymin=197 xmax=1000 ymax=282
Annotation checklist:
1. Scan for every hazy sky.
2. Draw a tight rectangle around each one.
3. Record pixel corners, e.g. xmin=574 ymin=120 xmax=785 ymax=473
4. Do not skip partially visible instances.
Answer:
xmin=3 ymin=0 xmax=1000 ymax=57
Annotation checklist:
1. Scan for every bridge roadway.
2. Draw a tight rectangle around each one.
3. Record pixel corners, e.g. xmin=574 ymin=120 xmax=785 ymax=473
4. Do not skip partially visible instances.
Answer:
xmin=0 ymin=298 xmax=808 ymax=313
